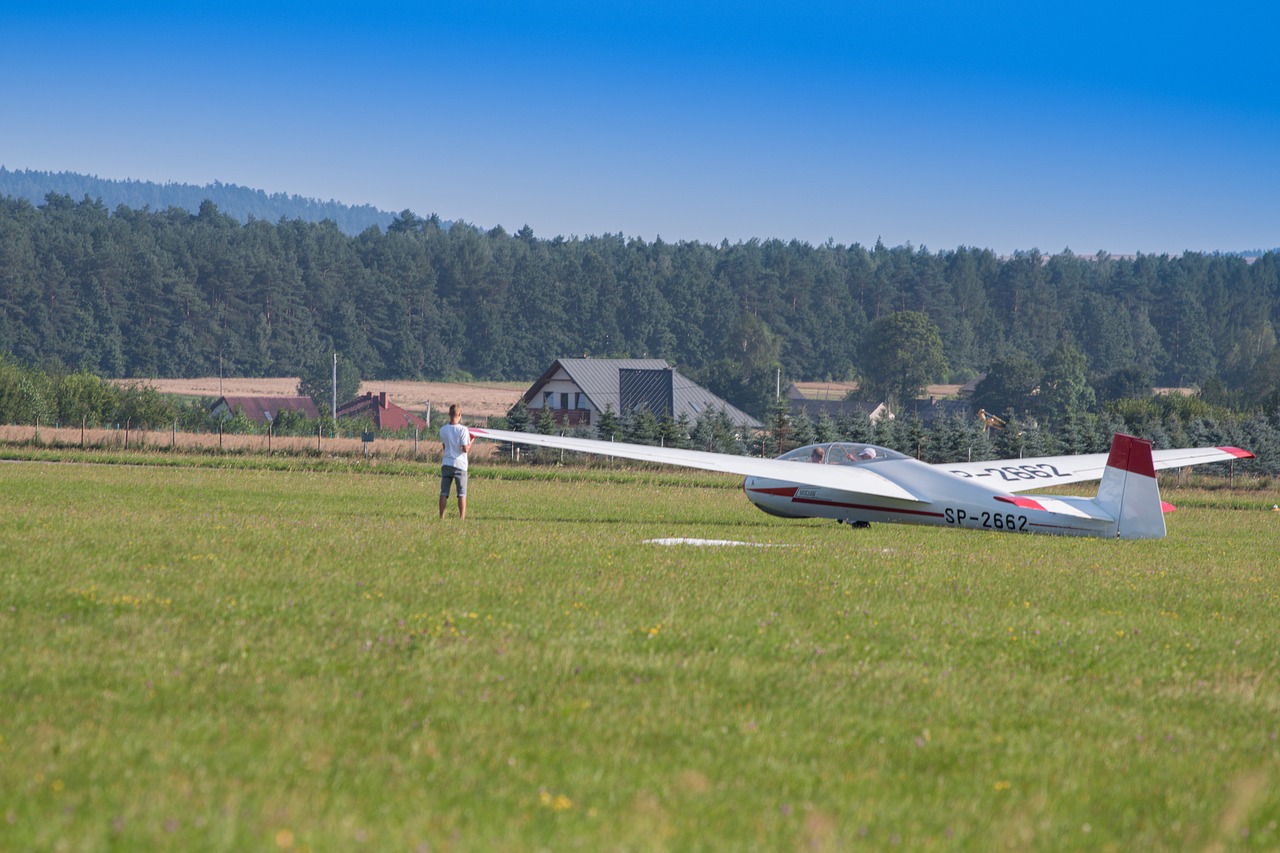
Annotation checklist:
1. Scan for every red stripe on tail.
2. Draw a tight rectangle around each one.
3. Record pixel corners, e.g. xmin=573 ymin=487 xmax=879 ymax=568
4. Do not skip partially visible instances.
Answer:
xmin=1106 ymin=433 xmax=1156 ymax=478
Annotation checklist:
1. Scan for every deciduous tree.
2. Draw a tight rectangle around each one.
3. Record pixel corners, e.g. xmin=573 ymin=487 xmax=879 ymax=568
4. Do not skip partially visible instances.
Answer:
xmin=857 ymin=311 xmax=947 ymax=406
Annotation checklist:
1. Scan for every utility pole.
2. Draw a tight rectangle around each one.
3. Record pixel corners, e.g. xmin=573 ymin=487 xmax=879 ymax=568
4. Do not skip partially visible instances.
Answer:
xmin=331 ymin=352 xmax=337 ymax=422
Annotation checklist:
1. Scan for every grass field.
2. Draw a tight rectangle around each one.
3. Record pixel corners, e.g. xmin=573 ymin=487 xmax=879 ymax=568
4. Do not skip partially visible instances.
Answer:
xmin=2 ymin=458 xmax=1278 ymax=850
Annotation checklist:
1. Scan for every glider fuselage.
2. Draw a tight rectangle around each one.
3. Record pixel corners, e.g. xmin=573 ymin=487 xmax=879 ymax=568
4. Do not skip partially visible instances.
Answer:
xmin=743 ymin=442 xmax=1127 ymax=537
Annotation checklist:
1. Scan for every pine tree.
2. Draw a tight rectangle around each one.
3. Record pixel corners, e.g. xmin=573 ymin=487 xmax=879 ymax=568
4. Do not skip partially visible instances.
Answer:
xmin=627 ymin=407 xmax=660 ymax=446
xmin=596 ymin=404 xmax=620 ymax=442
xmin=670 ymin=413 xmax=693 ymax=449
xmin=764 ymin=394 xmax=791 ymax=454
xmin=506 ymin=400 xmax=532 ymax=433
xmin=789 ymin=411 xmax=816 ymax=449
xmin=814 ymin=411 xmax=840 ymax=443
xmin=993 ymin=412 xmax=1025 ymax=459
xmin=535 ymin=404 xmax=557 ymax=435
xmin=923 ymin=413 xmax=950 ymax=463
xmin=901 ymin=412 xmax=927 ymax=459
xmin=840 ymin=406 xmax=874 ymax=443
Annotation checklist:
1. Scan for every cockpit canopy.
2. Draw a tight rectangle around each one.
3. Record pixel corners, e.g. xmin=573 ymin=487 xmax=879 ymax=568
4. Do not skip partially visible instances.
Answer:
xmin=777 ymin=442 xmax=906 ymax=465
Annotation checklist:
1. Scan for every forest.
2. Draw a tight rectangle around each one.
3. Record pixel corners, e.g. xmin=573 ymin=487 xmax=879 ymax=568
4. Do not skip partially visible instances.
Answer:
xmin=1 ymin=192 xmax=1279 ymax=423
xmin=0 ymin=168 xmax=395 ymax=236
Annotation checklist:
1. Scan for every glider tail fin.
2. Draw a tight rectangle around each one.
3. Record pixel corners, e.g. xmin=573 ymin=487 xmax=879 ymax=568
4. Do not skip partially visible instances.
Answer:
xmin=1093 ymin=433 xmax=1166 ymax=540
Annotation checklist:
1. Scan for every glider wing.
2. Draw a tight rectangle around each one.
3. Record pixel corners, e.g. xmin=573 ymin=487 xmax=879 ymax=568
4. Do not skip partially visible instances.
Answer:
xmin=941 ymin=444 xmax=1254 ymax=493
xmin=469 ymin=427 xmax=923 ymax=503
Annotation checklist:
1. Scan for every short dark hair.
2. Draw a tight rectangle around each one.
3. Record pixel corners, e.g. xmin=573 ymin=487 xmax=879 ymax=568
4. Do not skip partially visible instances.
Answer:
xmin=449 ymin=404 xmax=460 ymax=418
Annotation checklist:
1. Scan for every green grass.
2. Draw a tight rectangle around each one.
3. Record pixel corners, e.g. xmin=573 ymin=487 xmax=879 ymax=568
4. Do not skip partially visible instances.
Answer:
xmin=1 ymin=460 xmax=1279 ymax=850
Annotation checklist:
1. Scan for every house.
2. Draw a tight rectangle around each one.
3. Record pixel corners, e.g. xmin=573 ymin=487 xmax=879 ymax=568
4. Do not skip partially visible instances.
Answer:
xmin=894 ymin=398 xmax=974 ymax=426
xmin=210 ymin=395 xmax=319 ymax=424
xmin=784 ymin=385 xmax=890 ymax=422
xmin=520 ymin=358 xmax=763 ymax=430
xmin=783 ymin=384 xmax=973 ymax=425
xmin=336 ymin=391 xmax=427 ymax=433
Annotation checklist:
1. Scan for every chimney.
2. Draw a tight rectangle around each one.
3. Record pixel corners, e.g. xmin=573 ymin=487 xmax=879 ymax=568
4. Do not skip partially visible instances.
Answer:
xmin=379 ymin=392 xmax=387 ymax=407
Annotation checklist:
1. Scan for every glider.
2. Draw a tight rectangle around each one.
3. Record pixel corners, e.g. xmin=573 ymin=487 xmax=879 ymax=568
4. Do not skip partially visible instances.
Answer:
xmin=470 ymin=427 xmax=1254 ymax=539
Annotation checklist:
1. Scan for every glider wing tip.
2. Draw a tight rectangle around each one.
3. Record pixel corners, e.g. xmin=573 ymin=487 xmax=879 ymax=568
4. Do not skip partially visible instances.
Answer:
xmin=1220 ymin=446 xmax=1255 ymax=459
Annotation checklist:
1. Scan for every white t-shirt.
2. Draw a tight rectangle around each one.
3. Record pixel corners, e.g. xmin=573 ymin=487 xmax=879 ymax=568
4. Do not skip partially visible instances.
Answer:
xmin=440 ymin=423 xmax=472 ymax=470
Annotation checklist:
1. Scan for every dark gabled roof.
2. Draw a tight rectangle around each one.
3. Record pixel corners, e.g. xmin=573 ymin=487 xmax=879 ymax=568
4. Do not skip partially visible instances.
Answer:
xmin=957 ymin=374 xmax=986 ymax=396
xmin=521 ymin=358 xmax=668 ymax=408
xmin=670 ymin=372 xmax=762 ymax=430
xmin=211 ymin=395 xmax=319 ymax=423
xmin=522 ymin=358 xmax=763 ymax=429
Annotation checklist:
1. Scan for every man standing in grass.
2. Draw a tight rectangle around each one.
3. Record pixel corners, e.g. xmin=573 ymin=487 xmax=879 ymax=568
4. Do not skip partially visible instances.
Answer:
xmin=439 ymin=404 xmax=473 ymax=520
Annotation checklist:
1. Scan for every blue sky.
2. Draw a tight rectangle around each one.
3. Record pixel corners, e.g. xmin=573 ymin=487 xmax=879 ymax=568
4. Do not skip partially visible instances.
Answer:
xmin=2 ymin=1 xmax=1277 ymax=254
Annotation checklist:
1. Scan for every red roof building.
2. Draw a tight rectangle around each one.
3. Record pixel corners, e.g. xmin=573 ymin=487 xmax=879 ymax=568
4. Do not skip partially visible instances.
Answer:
xmin=211 ymin=395 xmax=319 ymax=424
xmin=336 ymin=391 xmax=427 ymax=433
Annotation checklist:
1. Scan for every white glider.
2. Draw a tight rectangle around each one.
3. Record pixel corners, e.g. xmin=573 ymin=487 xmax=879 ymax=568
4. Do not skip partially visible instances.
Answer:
xmin=470 ymin=428 xmax=1254 ymax=539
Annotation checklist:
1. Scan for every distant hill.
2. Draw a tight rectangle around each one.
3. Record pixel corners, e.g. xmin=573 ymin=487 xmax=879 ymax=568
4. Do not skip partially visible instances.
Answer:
xmin=0 ymin=166 xmax=400 ymax=236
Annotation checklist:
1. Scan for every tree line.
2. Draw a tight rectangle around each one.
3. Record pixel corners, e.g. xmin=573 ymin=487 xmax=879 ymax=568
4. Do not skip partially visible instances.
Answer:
xmin=1 ymin=193 xmax=1278 ymax=422
xmin=2 ymin=354 xmax=1276 ymax=475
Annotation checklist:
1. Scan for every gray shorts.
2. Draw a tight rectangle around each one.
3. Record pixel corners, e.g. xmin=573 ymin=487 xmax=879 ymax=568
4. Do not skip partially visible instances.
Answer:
xmin=440 ymin=465 xmax=468 ymax=497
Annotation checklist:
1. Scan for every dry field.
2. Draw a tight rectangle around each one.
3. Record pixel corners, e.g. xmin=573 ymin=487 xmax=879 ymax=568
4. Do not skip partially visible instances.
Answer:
xmin=0 ymin=423 xmax=501 ymax=460
xmin=791 ymin=381 xmax=1196 ymax=400
xmin=121 ymin=377 xmax=527 ymax=419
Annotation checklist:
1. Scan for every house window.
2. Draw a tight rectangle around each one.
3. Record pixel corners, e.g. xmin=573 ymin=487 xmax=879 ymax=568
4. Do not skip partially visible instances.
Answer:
xmin=543 ymin=391 xmax=553 ymax=408
xmin=575 ymin=392 xmax=586 ymax=410
xmin=560 ymin=392 xmax=569 ymax=410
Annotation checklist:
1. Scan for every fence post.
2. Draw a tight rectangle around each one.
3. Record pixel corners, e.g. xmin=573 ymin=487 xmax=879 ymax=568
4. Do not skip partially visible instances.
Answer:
xmin=124 ymin=419 xmax=129 ymax=450
xmin=81 ymin=416 xmax=86 ymax=448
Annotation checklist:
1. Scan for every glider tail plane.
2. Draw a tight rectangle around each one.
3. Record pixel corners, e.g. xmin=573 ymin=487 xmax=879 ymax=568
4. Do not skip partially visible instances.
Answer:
xmin=1093 ymin=433 xmax=1166 ymax=539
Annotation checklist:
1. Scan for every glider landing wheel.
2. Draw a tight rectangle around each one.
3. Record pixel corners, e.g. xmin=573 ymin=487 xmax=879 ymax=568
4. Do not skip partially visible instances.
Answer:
xmin=841 ymin=519 xmax=871 ymax=529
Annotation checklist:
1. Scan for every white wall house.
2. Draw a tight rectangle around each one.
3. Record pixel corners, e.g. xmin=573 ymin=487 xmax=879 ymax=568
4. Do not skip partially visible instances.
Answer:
xmin=519 ymin=358 xmax=762 ymax=431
